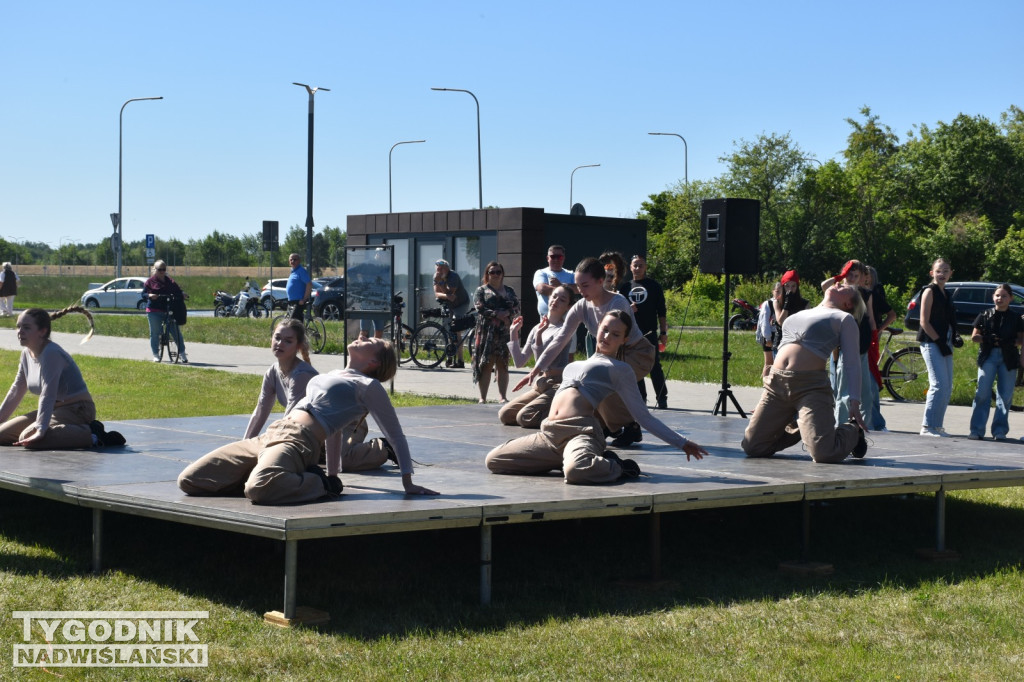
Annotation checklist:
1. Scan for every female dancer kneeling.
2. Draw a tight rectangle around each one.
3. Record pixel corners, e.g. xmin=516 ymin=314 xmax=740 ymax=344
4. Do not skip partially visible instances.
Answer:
xmin=499 ymin=284 xmax=576 ymax=429
xmin=244 ymin=318 xmax=318 ymax=438
xmin=179 ymin=337 xmax=438 ymax=505
xmin=516 ymin=257 xmax=656 ymax=448
xmin=487 ymin=311 xmax=708 ymax=484
xmin=0 ymin=307 xmax=125 ymax=449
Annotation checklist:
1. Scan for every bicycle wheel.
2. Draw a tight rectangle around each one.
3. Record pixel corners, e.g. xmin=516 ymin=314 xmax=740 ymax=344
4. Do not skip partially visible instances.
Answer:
xmin=160 ymin=321 xmax=179 ymax=364
xmin=412 ymin=322 xmax=448 ymax=368
xmin=383 ymin=322 xmax=415 ymax=364
xmin=461 ymin=327 xmax=476 ymax=363
xmin=882 ymin=347 xmax=927 ymax=402
xmin=305 ymin=316 xmax=326 ymax=354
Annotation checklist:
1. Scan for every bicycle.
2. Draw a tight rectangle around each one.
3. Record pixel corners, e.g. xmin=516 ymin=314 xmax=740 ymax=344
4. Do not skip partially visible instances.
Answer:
xmin=878 ymin=327 xmax=925 ymax=402
xmin=382 ymin=292 xmax=415 ymax=365
xmin=272 ymin=304 xmax=326 ymax=354
xmin=411 ymin=299 xmax=477 ymax=369
xmin=154 ymin=295 xmax=183 ymax=364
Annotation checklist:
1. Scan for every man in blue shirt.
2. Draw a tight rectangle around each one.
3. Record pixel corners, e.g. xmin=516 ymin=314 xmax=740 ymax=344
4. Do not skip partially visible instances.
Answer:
xmin=286 ymin=253 xmax=312 ymax=320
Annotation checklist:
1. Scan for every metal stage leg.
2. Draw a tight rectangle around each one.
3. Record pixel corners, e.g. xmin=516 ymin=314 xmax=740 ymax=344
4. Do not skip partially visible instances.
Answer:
xmin=92 ymin=508 xmax=103 ymax=574
xmin=283 ymin=539 xmax=297 ymax=619
xmin=934 ymin=489 xmax=946 ymax=552
xmin=801 ymin=498 xmax=811 ymax=561
xmin=649 ymin=513 xmax=662 ymax=581
xmin=480 ymin=524 xmax=492 ymax=606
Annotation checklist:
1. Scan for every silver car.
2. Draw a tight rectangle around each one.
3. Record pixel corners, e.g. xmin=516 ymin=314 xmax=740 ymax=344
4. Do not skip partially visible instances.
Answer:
xmin=81 ymin=277 xmax=148 ymax=310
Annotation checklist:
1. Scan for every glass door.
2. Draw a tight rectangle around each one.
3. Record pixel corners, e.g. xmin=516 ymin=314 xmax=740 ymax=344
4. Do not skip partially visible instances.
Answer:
xmin=416 ymin=240 xmax=446 ymax=313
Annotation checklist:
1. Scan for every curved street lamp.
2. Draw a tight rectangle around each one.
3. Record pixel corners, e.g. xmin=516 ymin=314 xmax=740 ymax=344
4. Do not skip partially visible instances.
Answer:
xmin=117 ymin=96 xmax=163 ymax=278
xmin=293 ymin=82 xmax=330 ymax=270
xmin=431 ymin=87 xmax=482 ymax=209
xmin=389 ymin=140 xmax=426 ymax=213
xmin=570 ymin=164 xmax=600 ymax=212
xmin=648 ymin=132 xmax=688 ymax=186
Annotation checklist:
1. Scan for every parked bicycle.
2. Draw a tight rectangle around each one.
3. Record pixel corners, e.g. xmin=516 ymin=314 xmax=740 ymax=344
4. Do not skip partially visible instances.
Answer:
xmin=411 ymin=299 xmax=477 ymax=369
xmin=878 ymin=327 xmax=1024 ymax=410
xmin=272 ymin=304 xmax=326 ymax=354
xmin=382 ymin=292 xmax=415 ymax=365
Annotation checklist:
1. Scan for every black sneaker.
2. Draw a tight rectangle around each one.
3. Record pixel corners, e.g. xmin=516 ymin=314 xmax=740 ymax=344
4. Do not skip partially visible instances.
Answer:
xmin=104 ymin=430 xmax=126 ymax=446
xmin=611 ymin=422 xmax=643 ymax=448
xmin=305 ymin=465 xmax=343 ymax=495
xmin=380 ymin=438 xmax=398 ymax=466
xmin=849 ymin=420 xmax=868 ymax=459
xmin=604 ymin=449 xmax=642 ymax=479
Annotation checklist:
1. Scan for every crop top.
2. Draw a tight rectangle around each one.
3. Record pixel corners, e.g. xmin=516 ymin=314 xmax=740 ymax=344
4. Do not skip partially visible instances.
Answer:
xmin=557 ymin=354 xmax=690 ymax=450
xmin=778 ymin=305 xmax=862 ymax=401
xmin=534 ymin=293 xmax=642 ymax=371
xmin=294 ymin=369 xmax=413 ymax=477
xmin=0 ymin=342 xmax=90 ymax=435
xmin=508 ymin=319 xmax=575 ymax=372
xmin=244 ymin=360 xmax=318 ymax=439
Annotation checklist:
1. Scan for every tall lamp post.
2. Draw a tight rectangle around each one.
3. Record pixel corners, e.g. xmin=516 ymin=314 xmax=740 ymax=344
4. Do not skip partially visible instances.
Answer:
xmin=293 ymin=82 xmax=330 ymax=271
xmin=431 ymin=87 xmax=482 ymax=209
xmin=570 ymin=164 xmax=601 ymax=211
xmin=59 ymin=235 xmax=74 ymax=275
xmin=648 ymin=132 xmax=688 ymax=186
xmin=117 ymin=96 xmax=163 ymax=278
xmin=389 ymin=140 xmax=426 ymax=212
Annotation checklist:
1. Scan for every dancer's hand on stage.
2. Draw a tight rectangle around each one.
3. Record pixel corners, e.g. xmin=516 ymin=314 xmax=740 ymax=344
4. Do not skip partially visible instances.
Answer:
xmin=682 ymin=440 xmax=708 ymax=461
xmin=403 ymin=474 xmax=439 ymax=496
xmin=15 ymin=424 xmax=44 ymax=446
xmin=513 ymin=370 xmax=536 ymax=392
xmin=850 ymin=400 xmax=868 ymax=432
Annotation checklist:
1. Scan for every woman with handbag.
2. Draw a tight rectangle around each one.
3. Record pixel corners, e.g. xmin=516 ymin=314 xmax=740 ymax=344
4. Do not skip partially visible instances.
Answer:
xmin=472 ymin=262 xmax=520 ymax=404
xmin=968 ymin=284 xmax=1024 ymax=441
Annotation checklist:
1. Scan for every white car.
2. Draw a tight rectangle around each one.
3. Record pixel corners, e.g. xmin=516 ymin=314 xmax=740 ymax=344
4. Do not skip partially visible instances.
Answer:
xmin=81 ymin=277 xmax=148 ymax=310
xmin=261 ymin=278 xmax=323 ymax=311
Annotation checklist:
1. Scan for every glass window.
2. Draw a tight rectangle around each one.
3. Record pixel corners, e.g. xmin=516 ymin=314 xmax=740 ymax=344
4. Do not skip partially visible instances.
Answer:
xmin=454 ymin=234 xmax=496 ymax=289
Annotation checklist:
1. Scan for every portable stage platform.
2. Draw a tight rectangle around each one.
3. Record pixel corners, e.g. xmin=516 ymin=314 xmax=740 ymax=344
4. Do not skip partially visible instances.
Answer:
xmin=2 ymin=405 xmax=1024 ymax=624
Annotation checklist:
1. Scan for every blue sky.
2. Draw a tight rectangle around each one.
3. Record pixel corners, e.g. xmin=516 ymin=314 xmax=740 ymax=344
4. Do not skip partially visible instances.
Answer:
xmin=1 ymin=0 xmax=1020 ymax=249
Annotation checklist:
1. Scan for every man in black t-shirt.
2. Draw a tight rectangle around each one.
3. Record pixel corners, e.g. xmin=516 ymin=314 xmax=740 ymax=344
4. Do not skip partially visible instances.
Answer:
xmin=619 ymin=255 xmax=669 ymax=408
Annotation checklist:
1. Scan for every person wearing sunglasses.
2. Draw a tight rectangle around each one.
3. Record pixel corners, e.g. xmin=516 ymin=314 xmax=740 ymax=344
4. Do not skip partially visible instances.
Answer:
xmin=472 ymin=262 xmax=520 ymax=403
xmin=532 ymin=245 xmax=575 ymax=317
xmin=143 ymin=260 xmax=188 ymax=363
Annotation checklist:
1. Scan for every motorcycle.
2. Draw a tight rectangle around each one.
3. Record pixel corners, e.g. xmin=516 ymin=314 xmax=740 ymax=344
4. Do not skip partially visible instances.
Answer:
xmin=728 ymin=297 xmax=758 ymax=331
xmin=214 ymin=281 xmax=269 ymax=318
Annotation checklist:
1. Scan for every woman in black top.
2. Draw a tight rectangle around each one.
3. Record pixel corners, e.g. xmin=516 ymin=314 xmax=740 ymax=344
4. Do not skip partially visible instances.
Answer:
xmin=917 ymin=258 xmax=957 ymax=437
xmin=968 ymin=283 xmax=1024 ymax=440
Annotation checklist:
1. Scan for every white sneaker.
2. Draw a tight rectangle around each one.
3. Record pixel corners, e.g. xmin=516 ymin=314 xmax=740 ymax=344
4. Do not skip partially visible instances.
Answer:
xmin=935 ymin=427 xmax=951 ymax=436
xmin=179 ymin=352 xmax=189 ymax=364
xmin=920 ymin=427 xmax=944 ymax=437
xmin=152 ymin=356 xmax=161 ymax=362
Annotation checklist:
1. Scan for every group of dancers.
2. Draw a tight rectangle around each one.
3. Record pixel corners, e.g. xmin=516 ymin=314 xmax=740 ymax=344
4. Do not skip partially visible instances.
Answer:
xmin=2 ymin=252 xmax=890 ymax=506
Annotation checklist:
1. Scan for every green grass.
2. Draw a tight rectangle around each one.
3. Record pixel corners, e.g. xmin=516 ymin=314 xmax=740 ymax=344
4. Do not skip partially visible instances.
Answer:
xmin=1 ymin=357 xmax=1023 ymax=679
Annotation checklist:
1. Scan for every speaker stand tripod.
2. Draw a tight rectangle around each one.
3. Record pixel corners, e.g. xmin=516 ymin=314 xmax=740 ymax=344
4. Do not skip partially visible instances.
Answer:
xmin=712 ymin=272 xmax=747 ymax=417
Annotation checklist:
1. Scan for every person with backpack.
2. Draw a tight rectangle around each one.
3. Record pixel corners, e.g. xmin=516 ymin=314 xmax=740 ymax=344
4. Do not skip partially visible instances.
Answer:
xmin=758 ymin=282 xmax=783 ymax=377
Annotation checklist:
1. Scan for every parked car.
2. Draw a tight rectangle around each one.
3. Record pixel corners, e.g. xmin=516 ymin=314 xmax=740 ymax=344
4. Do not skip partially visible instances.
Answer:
xmin=904 ymin=281 xmax=1024 ymax=334
xmin=312 ymin=277 xmax=346 ymax=320
xmin=80 ymin=277 xmax=148 ymax=310
xmin=261 ymin=278 xmax=323 ymax=311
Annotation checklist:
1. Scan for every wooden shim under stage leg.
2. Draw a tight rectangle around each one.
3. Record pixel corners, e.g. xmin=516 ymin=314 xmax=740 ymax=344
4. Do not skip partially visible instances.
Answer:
xmin=263 ymin=606 xmax=330 ymax=628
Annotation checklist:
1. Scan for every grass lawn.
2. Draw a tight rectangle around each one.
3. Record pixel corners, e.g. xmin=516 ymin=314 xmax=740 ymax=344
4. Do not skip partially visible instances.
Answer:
xmin=0 ymin=357 xmax=1023 ymax=679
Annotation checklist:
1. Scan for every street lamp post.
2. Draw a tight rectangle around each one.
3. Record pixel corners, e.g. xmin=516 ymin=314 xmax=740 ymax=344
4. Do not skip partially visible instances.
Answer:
xmin=431 ymin=87 xmax=482 ymax=209
xmin=59 ymin=235 xmax=74 ymax=276
xmin=570 ymin=164 xmax=601 ymax=211
xmin=117 ymin=96 xmax=163 ymax=278
xmin=293 ymin=82 xmax=330 ymax=271
xmin=389 ymin=140 xmax=426 ymax=212
xmin=648 ymin=132 xmax=688 ymax=186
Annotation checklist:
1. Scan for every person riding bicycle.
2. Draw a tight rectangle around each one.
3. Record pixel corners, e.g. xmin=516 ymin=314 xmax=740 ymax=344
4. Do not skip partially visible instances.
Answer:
xmin=144 ymin=260 xmax=188 ymax=363
xmin=433 ymin=259 xmax=469 ymax=367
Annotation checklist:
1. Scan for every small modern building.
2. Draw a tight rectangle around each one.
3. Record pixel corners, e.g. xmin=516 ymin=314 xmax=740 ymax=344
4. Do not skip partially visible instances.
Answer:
xmin=346 ymin=207 xmax=647 ymax=330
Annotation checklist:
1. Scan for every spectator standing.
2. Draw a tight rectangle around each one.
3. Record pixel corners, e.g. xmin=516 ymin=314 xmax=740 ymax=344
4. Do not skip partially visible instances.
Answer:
xmin=0 ymin=262 xmax=20 ymax=317
xmin=619 ymin=254 xmax=669 ymax=408
xmin=472 ymin=262 xmax=520 ymax=404
xmin=433 ymin=259 xmax=470 ymax=368
xmin=865 ymin=265 xmax=896 ymax=432
xmin=286 ymin=252 xmax=312 ymax=321
xmin=144 ymin=260 xmax=188 ymax=363
xmin=968 ymin=283 xmax=1024 ymax=441
xmin=533 ymin=245 xmax=575 ymax=316
xmin=917 ymin=258 xmax=957 ymax=437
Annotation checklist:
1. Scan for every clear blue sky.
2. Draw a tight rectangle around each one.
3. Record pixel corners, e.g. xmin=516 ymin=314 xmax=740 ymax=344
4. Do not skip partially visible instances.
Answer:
xmin=1 ymin=0 xmax=1020 ymax=249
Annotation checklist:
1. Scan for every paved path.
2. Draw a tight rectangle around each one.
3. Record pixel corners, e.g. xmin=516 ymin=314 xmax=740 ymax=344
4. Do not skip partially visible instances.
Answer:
xmin=0 ymin=330 xmax=995 ymax=439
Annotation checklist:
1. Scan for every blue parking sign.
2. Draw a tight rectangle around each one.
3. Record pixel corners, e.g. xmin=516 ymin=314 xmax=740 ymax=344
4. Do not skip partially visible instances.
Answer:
xmin=146 ymin=234 xmax=155 ymax=249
